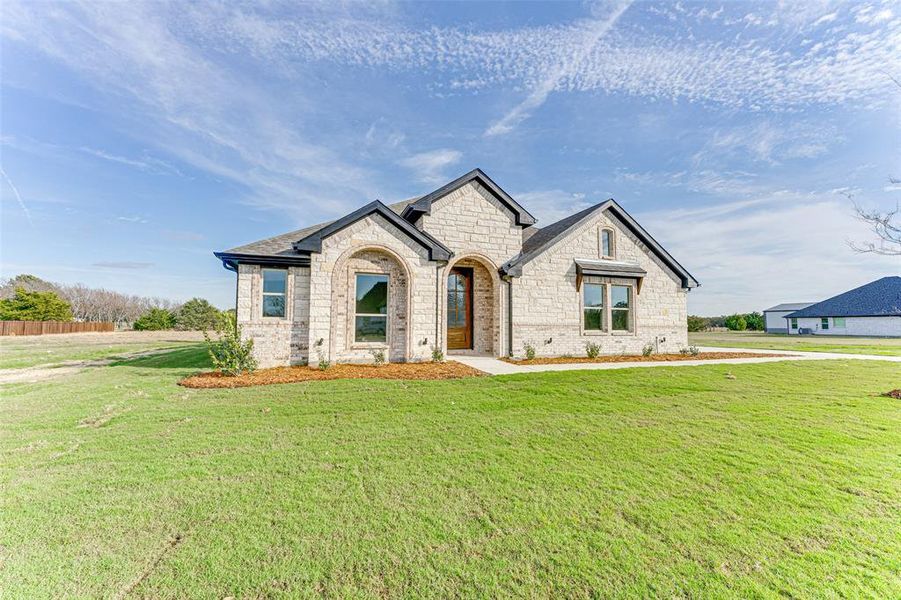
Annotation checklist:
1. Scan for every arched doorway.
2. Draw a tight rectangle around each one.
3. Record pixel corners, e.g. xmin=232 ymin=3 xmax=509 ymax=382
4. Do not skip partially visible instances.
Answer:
xmin=444 ymin=255 xmax=500 ymax=355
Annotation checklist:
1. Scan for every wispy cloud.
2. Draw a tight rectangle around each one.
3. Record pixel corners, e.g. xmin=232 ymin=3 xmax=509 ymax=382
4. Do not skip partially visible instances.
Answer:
xmin=398 ymin=149 xmax=462 ymax=184
xmin=0 ymin=167 xmax=33 ymax=226
xmin=116 ymin=216 xmax=148 ymax=224
xmin=485 ymin=1 xmax=632 ymax=137
xmin=92 ymin=261 xmax=154 ymax=269
xmin=79 ymin=147 xmax=182 ymax=175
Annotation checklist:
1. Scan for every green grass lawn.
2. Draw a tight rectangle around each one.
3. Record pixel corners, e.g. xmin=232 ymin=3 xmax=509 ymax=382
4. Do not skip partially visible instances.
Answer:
xmin=2 ymin=347 xmax=899 ymax=597
xmin=690 ymin=330 xmax=901 ymax=357
xmin=0 ymin=333 xmax=204 ymax=369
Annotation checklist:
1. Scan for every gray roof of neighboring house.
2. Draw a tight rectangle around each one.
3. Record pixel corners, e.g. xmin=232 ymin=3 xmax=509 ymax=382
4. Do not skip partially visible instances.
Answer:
xmin=501 ymin=199 xmax=699 ymax=289
xmin=785 ymin=277 xmax=901 ymax=318
xmin=763 ymin=302 xmax=815 ymax=313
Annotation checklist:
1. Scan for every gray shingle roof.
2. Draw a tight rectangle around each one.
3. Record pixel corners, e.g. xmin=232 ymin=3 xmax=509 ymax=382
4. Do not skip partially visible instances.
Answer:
xmin=763 ymin=302 xmax=815 ymax=312
xmin=785 ymin=277 xmax=901 ymax=318
xmin=224 ymin=198 xmax=418 ymax=257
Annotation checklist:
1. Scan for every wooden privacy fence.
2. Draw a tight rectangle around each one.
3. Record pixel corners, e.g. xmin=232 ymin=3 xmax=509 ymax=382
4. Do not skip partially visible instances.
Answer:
xmin=0 ymin=320 xmax=115 ymax=336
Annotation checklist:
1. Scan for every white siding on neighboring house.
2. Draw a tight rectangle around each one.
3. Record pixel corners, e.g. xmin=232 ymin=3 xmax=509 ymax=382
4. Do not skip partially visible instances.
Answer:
xmin=764 ymin=311 xmax=793 ymax=333
xmin=789 ymin=316 xmax=901 ymax=337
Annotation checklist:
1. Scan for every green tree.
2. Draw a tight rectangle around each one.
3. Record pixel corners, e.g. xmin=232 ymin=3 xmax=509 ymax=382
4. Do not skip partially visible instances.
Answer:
xmin=0 ymin=287 xmax=73 ymax=321
xmin=133 ymin=308 xmax=176 ymax=331
xmin=724 ymin=314 xmax=747 ymax=331
xmin=744 ymin=312 xmax=765 ymax=331
xmin=175 ymin=298 xmax=221 ymax=331
xmin=687 ymin=315 xmax=708 ymax=332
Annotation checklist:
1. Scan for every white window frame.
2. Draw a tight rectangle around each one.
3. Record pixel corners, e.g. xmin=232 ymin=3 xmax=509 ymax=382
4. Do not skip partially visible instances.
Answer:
xmin=833 ymin=317 xmax=846 ymax=328
xmin=790 ymin=317 xmax=798 ymax=330
xmin=581 ymin=282 xmax=606 ymax=334
xmin=821 ymin=317 xmax=829 ymax=330
xmin=599 ymin=227 xmax=615 ymax=259
xmin=353 ymin=272 xmax=389 ymax=346
xmin=261 ymin=268 xmax=288 ymax=319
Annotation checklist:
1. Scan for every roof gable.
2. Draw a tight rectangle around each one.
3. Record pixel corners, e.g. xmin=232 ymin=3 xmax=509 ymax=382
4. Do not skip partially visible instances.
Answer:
xmin=786 ymin=277 xmax=901 ymax=318
xmin=293 ymin=200 xmax=452 ymax=261
xmin=401 ymin=168 xmax=536 ymax=228
xmin=501 ymin=200 xmax=699 ymax=289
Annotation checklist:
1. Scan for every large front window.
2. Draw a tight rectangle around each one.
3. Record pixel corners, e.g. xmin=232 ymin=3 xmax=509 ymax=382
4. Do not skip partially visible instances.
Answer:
xmin=355 ymin=273 xmax=388 ymax=343
xmin=261 ymin=269 xmax=287 ymax=318
xmin=583 ymin=283 xmax=606 ymax=331
xmin=611 ymin=285 xmax=632 ymax=332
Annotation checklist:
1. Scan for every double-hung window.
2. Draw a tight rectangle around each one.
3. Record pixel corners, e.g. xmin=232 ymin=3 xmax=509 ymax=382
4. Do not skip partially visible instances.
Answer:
xmin=355 ymin=273 xmax=388 ymax=343
xmin=833 ymin=317 xmax=846 ymax=328
xmin=821 ymin=317 xmax=829 ymax=330
xmin=261 ymin=269 xmax=287 ymax=318
xmin=790 ymin=317 xmax=798 ymax=330
xmin=583 ymin=283 xmax=605 ymax=331
xmin=611 ymin=285 xmax=633 ymax=332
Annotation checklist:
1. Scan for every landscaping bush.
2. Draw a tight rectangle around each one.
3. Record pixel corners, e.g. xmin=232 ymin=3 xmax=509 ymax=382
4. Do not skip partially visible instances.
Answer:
xmin=203 ymin=312 xmax=256 ymax=376
xmin=724 ymin=314 xmax=747 ymax=331
xmin=132 ymin=308 xmax=176 ymax=330
xmin=0 ymin=287 xmax=73 ymax=321
xmin=585 ymin=341 xmax=601 ymax=358
xmin=431 ymin=346 xmax=445 ymax=363
xmin=175 ymin=298 xmax=221 ymax=331
xmin=523 ymin=342 xmax=536 ymax=360
xmin=641 ymin=343 xmax=655 ymax=357
xmin=370 ymin=348 xmax=386 ymax=366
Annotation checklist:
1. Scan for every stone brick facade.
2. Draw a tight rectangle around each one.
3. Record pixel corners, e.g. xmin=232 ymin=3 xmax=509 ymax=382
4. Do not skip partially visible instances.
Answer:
xmin=232 ymin=175 xmax=694 ymax=366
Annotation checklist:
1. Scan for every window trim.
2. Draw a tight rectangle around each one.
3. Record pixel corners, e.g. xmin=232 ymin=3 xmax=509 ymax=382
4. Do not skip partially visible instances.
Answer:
xmin=580 ymin=279 xmax=637 ymax=336
xmin=833 ymin=317 xmax=846 ymax=328
xmin=581 ymin=282 xmax=606 ymax=334
xmin=353 ymin=272 xmax=390 ymax=346
xmin=790 ymin=317 xmax=798 ymax=330
xmin=820 ymin=317 xmax=829 ymax=331
xmin=261 ymin=268 xmax=288 ymax=319
xmin=610 ymin=284 xmax=634 ymax=334
xmin=599 ymin=227 xmax=615 ymax=260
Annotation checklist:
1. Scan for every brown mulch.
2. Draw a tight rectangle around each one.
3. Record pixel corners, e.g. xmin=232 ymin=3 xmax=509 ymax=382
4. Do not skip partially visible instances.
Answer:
xmin=882 ymin=389 xmax=901 ymax=399
xmin=179 ymin=360 xmax=484 ymax=389
xmin=502 ymin=351 xmax=791 ymax=365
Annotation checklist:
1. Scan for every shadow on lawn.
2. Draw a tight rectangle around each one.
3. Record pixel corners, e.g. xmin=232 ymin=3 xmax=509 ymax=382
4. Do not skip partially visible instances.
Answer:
xmin=110 ymin=344 xmax=211 ymax=370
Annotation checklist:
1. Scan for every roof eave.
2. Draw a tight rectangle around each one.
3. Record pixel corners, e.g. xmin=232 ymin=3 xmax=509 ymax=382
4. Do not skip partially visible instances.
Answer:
xmin=213 ymin=251 xmax=312 ymax=271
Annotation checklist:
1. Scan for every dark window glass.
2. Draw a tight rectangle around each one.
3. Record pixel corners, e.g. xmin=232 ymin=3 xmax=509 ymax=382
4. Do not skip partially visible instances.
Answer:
xmin=583 ymin=283 xmax=604 ymax=330
xmin=355 ymin=316 xmax=387 ymax=342
xmin=611 ymin=285 xmax=631 ymax=331
xmin=602 ymin=229 xmax=612 ymax=257
xmin=356 ymin=274 xmax=388 ymax=315
xmin=821 ymin=317 xmax=829 ymax=330
xmin=262 ymin=295 xmax=285 ymax=318
xmin=261 ymin=269 xmax=287 ymax=318
xmin=791 ymin=318 xmax=798 ymax=329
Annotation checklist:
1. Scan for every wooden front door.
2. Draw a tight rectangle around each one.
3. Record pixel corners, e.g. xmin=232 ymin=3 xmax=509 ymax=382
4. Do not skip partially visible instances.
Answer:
xmin=447 ymin=268 xmax=472 ymax=350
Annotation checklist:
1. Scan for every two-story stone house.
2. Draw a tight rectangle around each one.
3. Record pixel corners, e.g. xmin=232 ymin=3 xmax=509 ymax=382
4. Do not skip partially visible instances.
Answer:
xmin=215 ymin=169 xmax=699 ymax=367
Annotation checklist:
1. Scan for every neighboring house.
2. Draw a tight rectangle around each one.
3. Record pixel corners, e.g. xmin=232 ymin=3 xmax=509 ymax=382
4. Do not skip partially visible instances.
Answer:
xmin=214 ymin=169 xmax=699 ymax=367
xmin=784 ymin=276 xmax=901 ymax=337
xmin=762 ymin=303 xmax=814 ymax=333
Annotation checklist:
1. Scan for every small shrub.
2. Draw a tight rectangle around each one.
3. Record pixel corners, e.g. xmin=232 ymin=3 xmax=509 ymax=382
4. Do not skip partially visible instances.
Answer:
xmin=689 ymin=345 xmax=700 ymax=356
xmin=585 ymin=341 xmax=601 ymax=359
xmin=679 ymin=347 xmax=691 ymax=355
xmin=641 ymin=343 xmax=654 ymax=357
xmin=133 ymin=307 xmax=176 ymax=331
xmin=314 ymin=338 xmax=330 ymax=370
xmin=724 ymin=314 xmax=747 ymax=331
xmin=431 ymin=346 xmax=445 ymax=363
xmin=523 ymin=342 xmax=536 ymax=360
xmin=203 ymin=312 xmax=256 ymax=376
xmin=370 ymin=348 xmax=386 ymax=366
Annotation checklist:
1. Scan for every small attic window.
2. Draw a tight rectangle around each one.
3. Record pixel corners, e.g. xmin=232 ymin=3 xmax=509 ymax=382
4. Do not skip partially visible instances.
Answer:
xmin=600 ymin=228 xmax=615 ymax=259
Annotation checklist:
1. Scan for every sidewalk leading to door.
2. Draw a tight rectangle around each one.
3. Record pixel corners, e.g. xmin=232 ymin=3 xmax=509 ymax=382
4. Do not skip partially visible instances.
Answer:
xmin=451 ymin=347 xmax=901 ymax=376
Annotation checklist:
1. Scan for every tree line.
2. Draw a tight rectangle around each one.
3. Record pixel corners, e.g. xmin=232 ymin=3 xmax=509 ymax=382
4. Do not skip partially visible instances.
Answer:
xmin=688 ymin=312 xmax=765 ymax=332
xmin=0 ymin=274 xmax=224 ymax=331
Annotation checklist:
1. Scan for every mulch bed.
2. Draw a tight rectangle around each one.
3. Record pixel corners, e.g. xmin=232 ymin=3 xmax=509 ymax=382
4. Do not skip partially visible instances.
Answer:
xmin=502 ymin=351 xmax=790 ymax=365
xmin=179 ymin=360 xmax=484 ymax=389
xmin=882 ymin=389 xmax=901 ymax=399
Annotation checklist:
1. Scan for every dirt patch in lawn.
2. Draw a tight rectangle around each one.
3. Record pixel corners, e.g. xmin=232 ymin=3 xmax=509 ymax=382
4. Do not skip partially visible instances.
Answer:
xmin=502 ymin=351 xmax=791 ymax=365
xmin=180 ymin=360 xmax=484 ymax=388
xmin=882 ymin=389 xmax=901 ymax=399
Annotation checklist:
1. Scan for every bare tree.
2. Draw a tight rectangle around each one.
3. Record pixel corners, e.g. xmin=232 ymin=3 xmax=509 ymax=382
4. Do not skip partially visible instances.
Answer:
xmin=847 ymin=178 xmax=901 ymax=256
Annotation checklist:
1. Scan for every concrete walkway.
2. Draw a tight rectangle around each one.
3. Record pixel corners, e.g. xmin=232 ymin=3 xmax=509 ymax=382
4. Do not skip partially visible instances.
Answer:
xmin=452 ymin=347 xmax=901 ymax=376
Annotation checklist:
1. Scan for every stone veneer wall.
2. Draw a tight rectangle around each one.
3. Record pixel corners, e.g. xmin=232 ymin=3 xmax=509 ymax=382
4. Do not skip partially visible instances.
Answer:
xmin=511 ymin=208 xmax=688 ymax=358
xmin=417 ymin=181 xmax=518 ymax=355
xmin=330 ymin=249 xmax=409 ymax=363
xmin=307 ymin=213 xmax=437 ymax=366
xmin=450 ymin=258 xmax=497 ymax=355
xmin=237 ymin=264 xmax=310 ymax=368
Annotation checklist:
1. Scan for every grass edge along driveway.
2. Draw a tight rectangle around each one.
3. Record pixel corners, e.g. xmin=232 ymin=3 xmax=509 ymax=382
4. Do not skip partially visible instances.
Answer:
xmin=1 ymin=346 xmax=899 ymax=598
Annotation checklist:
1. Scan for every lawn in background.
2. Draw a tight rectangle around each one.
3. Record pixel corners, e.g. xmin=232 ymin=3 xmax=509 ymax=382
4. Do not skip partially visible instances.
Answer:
xmin=1 ymin=346 xmax=899 ymax=597
xmin=0 ymin=330 xmax=205 ymax=369
xmin=690 ymin=330 xmax=901 ymax=356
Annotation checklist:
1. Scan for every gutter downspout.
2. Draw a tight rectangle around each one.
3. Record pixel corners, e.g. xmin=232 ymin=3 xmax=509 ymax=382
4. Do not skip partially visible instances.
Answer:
xmin=506 ymin=276 xmax=514 ymax=357
xmin=435 ymin=262 xmax=444 ymax=352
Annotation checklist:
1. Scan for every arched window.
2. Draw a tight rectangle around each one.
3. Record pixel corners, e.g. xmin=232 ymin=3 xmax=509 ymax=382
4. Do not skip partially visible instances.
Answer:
xmin=600 ymin=228 xmax=615 ymax=259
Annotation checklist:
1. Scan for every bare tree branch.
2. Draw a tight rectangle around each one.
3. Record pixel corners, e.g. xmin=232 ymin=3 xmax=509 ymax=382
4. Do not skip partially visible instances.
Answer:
xmin=847 ymin=189 xmax=901 ymax=256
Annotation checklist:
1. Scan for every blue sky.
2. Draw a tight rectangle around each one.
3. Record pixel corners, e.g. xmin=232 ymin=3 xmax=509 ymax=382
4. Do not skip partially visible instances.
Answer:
xmin=1 ymin=0 xmax=899 ymax=314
